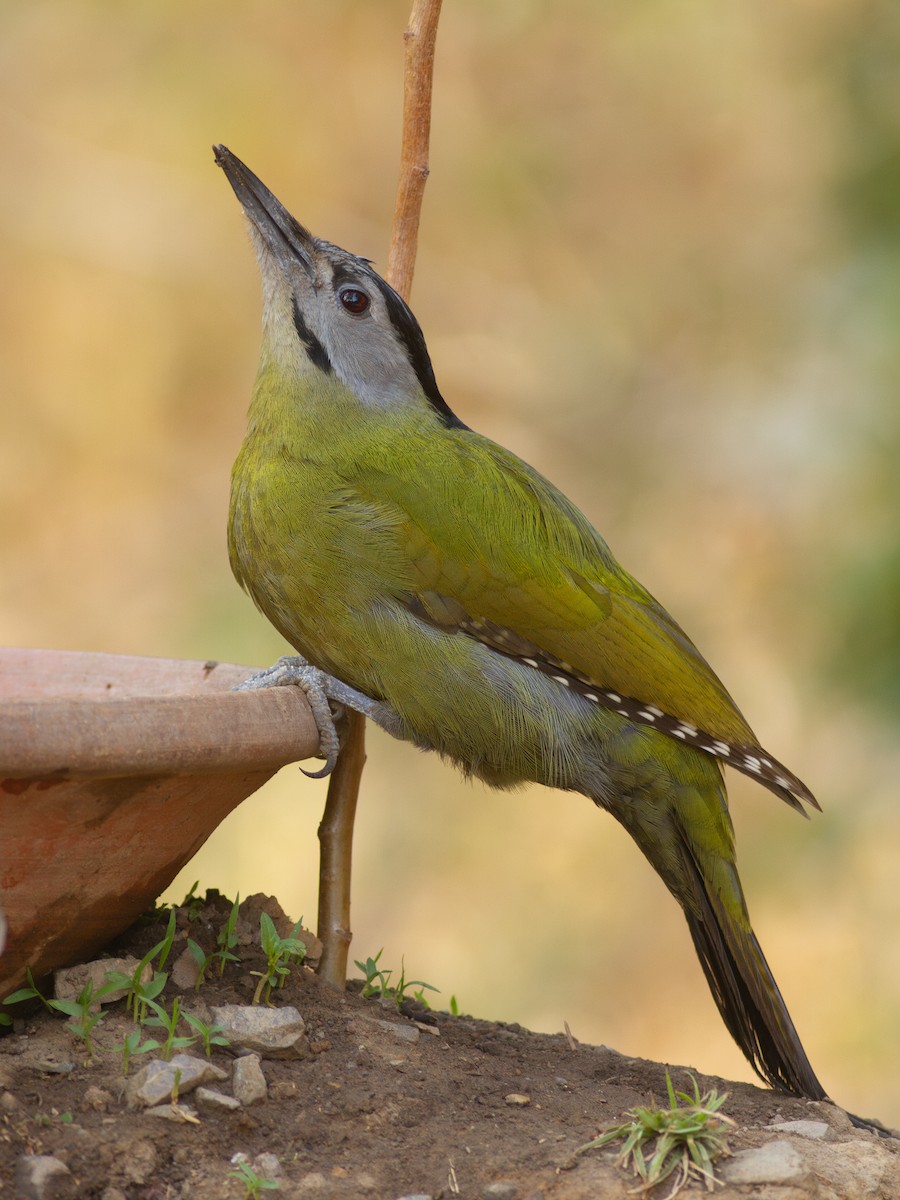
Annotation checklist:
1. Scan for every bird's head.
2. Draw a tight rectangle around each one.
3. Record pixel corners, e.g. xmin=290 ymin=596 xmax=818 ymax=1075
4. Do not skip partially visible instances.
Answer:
xmin=215 ymin=145 xmax=460 ymax=426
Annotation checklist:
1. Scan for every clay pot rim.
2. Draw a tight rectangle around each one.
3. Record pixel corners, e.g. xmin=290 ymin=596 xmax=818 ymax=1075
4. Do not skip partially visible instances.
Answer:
xmin=0 ymin=647 xmax=316 ymax=779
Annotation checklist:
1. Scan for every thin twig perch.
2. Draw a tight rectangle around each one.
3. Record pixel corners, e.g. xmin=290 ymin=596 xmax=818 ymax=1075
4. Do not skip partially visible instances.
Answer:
xmin=388 ymin=0 xmax=444 ymax=301
xmin=315 ymin=0 xmax=444 ymax=990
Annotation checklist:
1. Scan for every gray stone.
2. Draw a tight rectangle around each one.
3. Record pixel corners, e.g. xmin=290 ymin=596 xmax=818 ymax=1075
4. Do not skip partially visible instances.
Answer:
xmin=233 ymin=1053 xmax=267 ymax=1105
xmin=126 ymin=1053 xmax=228 ymax=1108
xmin=194 ymin=1086 xmax=241 ymax=1113
xmin=170 ymin=947 xmax=202 ymax=990
xmin=254 ymin=1152 xmax=282 ymax=1177
xmin=768 ymin=1118 xmax=831 ymax=1140
xmin=34 ymin=1059 xmax=74 ymax=1075
xmin=143 ymin=1101 xmax=200 ymax=1122
xmin=210 ymin=1003 xmax=306 ymax=1057
xmin=373 ymin=1018 xmax=420 ymax=1044
xmin=484 ymin=1183 xmax=519 ymax=1198
xmin=721 ymin=1140 xmax=806 ymax=1185
xmin=15 ymin=1154 xmax=71 ymax=1199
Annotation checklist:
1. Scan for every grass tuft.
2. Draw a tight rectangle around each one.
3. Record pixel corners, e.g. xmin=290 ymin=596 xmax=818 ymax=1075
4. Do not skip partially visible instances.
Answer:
xmin=577 ymin=1072 xmax=734 ymax=1197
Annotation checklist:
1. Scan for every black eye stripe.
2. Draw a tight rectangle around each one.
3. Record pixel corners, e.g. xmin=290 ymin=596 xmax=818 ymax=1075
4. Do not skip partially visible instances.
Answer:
xmin=291 ymin=297 xmax=332 ymax=373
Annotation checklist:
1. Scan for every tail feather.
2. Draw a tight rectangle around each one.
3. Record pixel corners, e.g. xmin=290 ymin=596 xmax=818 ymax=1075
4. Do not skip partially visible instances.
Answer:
xmin=604 ymin=772 xmax=827 ymax=1100
xmin=677 ymin=831 xmax=827 ymax=1099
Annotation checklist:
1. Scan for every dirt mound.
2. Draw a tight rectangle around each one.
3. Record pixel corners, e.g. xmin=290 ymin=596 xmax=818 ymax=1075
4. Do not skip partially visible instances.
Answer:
xmin=1 ymin=894 xmax=896 ymax=1198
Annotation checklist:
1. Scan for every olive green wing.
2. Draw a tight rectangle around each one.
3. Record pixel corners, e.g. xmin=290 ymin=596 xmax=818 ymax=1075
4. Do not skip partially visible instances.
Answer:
xmin=353 ymin=430 xmax=816 ymax=811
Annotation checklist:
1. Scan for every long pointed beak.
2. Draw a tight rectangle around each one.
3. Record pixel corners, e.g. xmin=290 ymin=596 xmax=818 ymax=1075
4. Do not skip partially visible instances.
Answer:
xmin=214 ymin=144 xmax=316 ymax=277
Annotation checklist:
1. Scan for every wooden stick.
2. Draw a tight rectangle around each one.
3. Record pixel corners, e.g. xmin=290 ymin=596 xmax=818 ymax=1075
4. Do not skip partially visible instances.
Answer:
xmin=387 ymin=0 xmax=444 ymax=303
xmin=315 ymin=0 xmax=443 ymax=990
xmin=316 ymin=709 xmax=366 ymax=986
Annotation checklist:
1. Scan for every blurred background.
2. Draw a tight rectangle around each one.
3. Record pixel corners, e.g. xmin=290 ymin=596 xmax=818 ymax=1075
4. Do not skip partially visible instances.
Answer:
xmin=2 ymin=0 xmax=899 ymax=1124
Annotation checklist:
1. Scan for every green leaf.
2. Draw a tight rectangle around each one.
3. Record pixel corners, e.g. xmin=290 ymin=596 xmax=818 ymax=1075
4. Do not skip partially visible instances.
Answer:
xmin=2 ymin=986 xmax=39 ymax=1005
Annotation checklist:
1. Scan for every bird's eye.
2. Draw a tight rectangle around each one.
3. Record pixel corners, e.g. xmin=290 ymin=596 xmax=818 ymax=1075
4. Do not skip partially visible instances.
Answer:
xmin=339 ymin=287 xmax=370 ymax=315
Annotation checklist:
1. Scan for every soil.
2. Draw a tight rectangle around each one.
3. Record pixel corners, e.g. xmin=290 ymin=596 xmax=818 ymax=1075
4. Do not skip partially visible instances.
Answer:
xmin=1 ymin=893 xmax=897 ymax=1200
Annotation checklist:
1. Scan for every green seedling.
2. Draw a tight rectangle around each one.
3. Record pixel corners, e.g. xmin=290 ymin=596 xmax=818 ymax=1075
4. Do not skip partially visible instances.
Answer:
xmin=395 ymin=958 xmax=439 ymax=1009
xmin=104 ymin=909 xmax=176 ymax=1022
xmin=143 ymin=996 xmax=197 ymax=1060
xmin=187 ymin=893 xmax=242 ymax=989
xmin=355 ymin=949 xmax=392 ymax=998
xmin=354 ymin=950 xmax=438 ymax=1010
xmin=216 ymin=894 xmax=242 ymax=973
xmin=116 ymin=1027 xmax=161 ymax=1076
xmin=229 ymin=1161 xmax=280 ymax=1199
xmin=251 ymin=912 xmax=307 ymax=1005
xmin=183 ymin=1011 xmax=230 ymax=1058
xmin=51 ymin=979 xmax=118 ymax=1058
xmin=35 ymin=1110 xmax=73 ymax=1127
xmin=180 ymin=880 xmax=205 ymax=922
xmin=4 ymin=970 xmax=119 ymax=1058
xmin=102 ymin=961 xmax=167 ymax=1025
xmin=577 ymin=1072 xmax=734 ymax=1197
xmin=151 ymin=907 xmax=178 ymax=971
xmin=4 ymin=967 xmax=56 ymax=1010
xmin=185 ymin=938 xmax=214 ymax=990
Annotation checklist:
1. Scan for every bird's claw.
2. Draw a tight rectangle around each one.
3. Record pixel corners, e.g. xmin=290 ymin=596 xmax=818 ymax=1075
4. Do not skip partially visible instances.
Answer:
xmin=235 ymin=655 xmax=344 ymax=778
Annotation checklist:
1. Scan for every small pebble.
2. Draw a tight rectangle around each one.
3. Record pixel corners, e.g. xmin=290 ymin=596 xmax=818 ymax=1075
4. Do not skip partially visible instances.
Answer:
xmin=34 ymin=1059 xmax=74 ymax=1075
xmin=15 ymin=1154 xmax=71 ymax=1199
xmin=169 ymin=948 xmax=202 ymax=990
xmin=143 ymin=1102 xmax=200 ymax=1122
xmin=768 ymin=1119 xmax=830 ymax=1140
xmin=126 ymin=1054 xmax=227 ymax=1108
xmin=210 ymin=1004 xmax=306 ymax=1058
xmin=233 ymin=1054 xmax=267 ymax=1106
xmin=722 ymin=1141 xmax=806 ymax=1185
xmin=254 ymin=1152 xmax=282 ymax=1178
xmin=194 ymin=1086 xmax=241 ymax=1113
xmin=374 ymin=1019 xmax=420 ymax=1044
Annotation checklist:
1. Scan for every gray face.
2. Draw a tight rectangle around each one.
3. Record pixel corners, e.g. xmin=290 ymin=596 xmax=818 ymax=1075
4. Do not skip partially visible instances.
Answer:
xmin=216 ymin=145 xmax=463 ymax=427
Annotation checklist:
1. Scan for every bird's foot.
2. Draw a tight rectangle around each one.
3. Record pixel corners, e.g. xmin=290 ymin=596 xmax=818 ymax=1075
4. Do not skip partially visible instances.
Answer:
xmin=235 ymin=655 xmax=401 ymax=777
xmin=235 ymin=656 xmax=343 ymax=777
